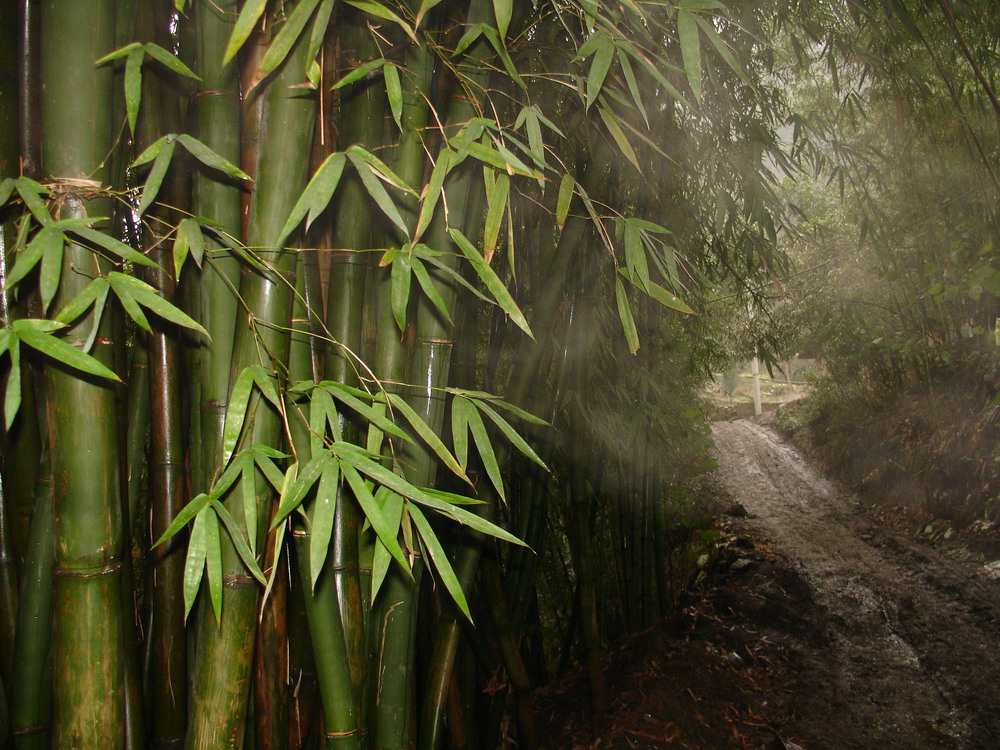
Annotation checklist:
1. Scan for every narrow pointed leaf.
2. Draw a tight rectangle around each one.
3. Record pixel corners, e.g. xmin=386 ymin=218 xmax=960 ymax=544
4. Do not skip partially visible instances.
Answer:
xmin=598 ymin=104 xmax=640 ymax=171
xmin=322 ymin=382 xmax=410 ymax=441
xmin=130 ymin=134 xmax=168 ymax=168
xmin=410 ymin=256 xmax=451 ymax=325
xmin=483 ymin=172 xmax=509 ymax=263
xmin=278 ymin=151 xmax=347 ymax=246
xmin=222 ymin=367 xmax=255 ymax=465
xmin=16 ymin=179 xmax=53 ymax=226
xmin=137 ymin=137 xmax=177 ymax=216
xmin=410 ymin=504 xmax=471 ymax=619
xmin=414 ymin=149 xmax=452 ymax=243
xmin=494 ymin=0 xmax=512 ymax=40
xmin=385 ymin=392 xmax=467 ymax=481
xmin=108 ymin=272 xmax=209 ymax=336
xmin=677 ymin=9 xmax=702 ymax=101
xmin=177 ymin=134 xmax=252 ymax=180
xmin=4 ymin=340 xmax=20 ymax=430
xmin=452 ymin=396 xmax=470 ymax=470
xmin=339 ymin=459 xmax=409 ymax=572
xmin=472 ymin=398 xmax=546 ymax=470
xmin=256 ymin=0 xmax=323 ymax=81
xmin=343 ymin=0 xmax=416 ymax=41
xmin=205 ymin=507 xmax=223 ymax=622
xmin=615 ymin=277 xmax=640 ymax=353
xmin=348 ymin=152 xmax=408 ymax=235
xmin=124 ymin=46 xmax=143 ymax=134
xmin=13 ymin=321 xmax=121 ymax=380
xmin=210 ymin=500 xmax=266 ymax=584
xmin=94 ymin=41 xmax=141 ymax=65
xmin=72 ymin=227 xmax=159 ymax=267
xmin=272 ymin=455 xmax=328 ymax=527
xmin=144 ymin=42 xmax=201 ymax=80
xmin=390 ymin=251 xmax=411 ymax=332
xmin=556 ymin=173 xmax=574 ymax=231
xmin=154 ymin=492 xmax=211 ymax=548
xmin=309 ymin=464 xmax=339 ymax=590
xmin=451 ymin=228 xmax=532 ymax=339
xmin=384 ymin=61 xmax=402 ymax=131
xmin=618 ymin=51 xmax=648 ymax=126
xmin=240 ymin=453 xmax=258 ymax=556
xmin=585 ymin=32 xmax=613 ymax=110
xmin=330 ymin=57 xmax=384 ymax=89
xmin=224 ymin=0 xmax=268 ymax=65
xmin=9 ymin=226 xmax=58 ymax=289
xmin=184 ymin=511 xmax=208 ymax=621
xmin=463 ymin=401 xmax=504 ymax=501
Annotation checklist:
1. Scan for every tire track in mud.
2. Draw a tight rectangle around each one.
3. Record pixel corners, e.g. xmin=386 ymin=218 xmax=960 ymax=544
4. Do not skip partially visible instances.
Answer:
xmin=712 ymin=419 xmax=1000 ymax=750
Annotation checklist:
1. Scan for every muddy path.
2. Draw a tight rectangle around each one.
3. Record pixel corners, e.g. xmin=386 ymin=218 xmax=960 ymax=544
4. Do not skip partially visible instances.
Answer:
xmin=711 ymin=418 xmax=1000 ymax=749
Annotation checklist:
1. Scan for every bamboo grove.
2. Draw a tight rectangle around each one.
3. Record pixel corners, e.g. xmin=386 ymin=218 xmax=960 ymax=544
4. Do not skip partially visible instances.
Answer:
xmin=0 ymin=0 xmax=801 ymax=748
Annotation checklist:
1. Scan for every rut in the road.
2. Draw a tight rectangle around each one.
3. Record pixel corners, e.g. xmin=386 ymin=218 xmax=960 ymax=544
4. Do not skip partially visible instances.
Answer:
xmin=712 ymin=419 xmax=1000 ymax=750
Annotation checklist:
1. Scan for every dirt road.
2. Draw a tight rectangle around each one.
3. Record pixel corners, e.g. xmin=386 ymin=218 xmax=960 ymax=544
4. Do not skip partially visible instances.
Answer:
xmin=711 ymin=419 xmax=1000 ymax=749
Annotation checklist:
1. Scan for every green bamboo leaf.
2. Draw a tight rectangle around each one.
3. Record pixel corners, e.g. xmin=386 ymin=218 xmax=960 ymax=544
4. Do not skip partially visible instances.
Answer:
xmin=644 ymin=279 xmax=696 ymax=314
xmin=309 ymin=463 xmax=339 ymax=590
xmin=597 ymin=104 xmax=639 ymax=171
xmin=13 ymin=320 xmax=121 ymax=380
xmin=390 ymin=251 xmax=411 ymax=332
xmin=556 ymin=173 xmax=574 ymax=232
xmin=415 ymin=247 xmax=494 ymax=305
xmin=37 ymin=229 xmax=63 ymax=313
xmin=4 ymin=339 xmax=20 ymax=430
xmin=347 ymin=151 xmax=409 ymax=235
xmin=278 ymin=151 xmax=347 ymax=247
xmin=384 ymin=392 xmax=468 ymax=482
xmin=418 ymin=487 xmax=483 ymax=506
xmin=615 ymin=277 xmax=640 ymax=354
xmin=256 ymin=0 xmax=323 ymax=81
xmin=94 ymin=41 xmax=142 ymax=65
xmin=450 ymin=228 xmax=533 ymax=339
xmin=8 ymin=225 xmax=55 ymax=289
xmin=143 ymin=42 xmax=201 ymax=80
xmin=406 ymin=491 xmax=524 ymax=546
xmin=347 ymin=146 xmax=415 ymax=193
xmin=240 ymin=452 xmax=258 ymax=556
xmin=414 ymin=149 xmax=452 ymax=243
xmin=223 ymin=0 xmax=268 ymax=65
xmin=483 ymin=172 xmax=509 ymax=263
xmin=414 ymin=0 xmax=445 ymax=26
xmin=272 ymin=455 xmax=328 ymax=528
xmin=253 ymin=450 xmax=289 ymax=493
xmin=137 ymin=137 xmax=177 ymax=216
xmin=222 ymin=367 xmax=255 ymax=465
xmin=618 ymin=51 xmax=648 ymax=127
xmin=343 ymin=0 xmax=416 ymax=42
xmin=174 ymin=217 xmax=205 ymax=276
xmin=451 ymin=396 xmax=471 ymax=470
xmin=370 ymin=488 xmax=403 ymax=600
xmin=130 ymin=134 xmax=168 ymax=168
xmin=384 ymin=61 xmax=402 ymax=131
xmin=210 ymin=499 xmax=266 ymax=584
xmin=204 ymin=507 xmax=223 ymax=622
xmin=410 ymin=504 xmax=471 ymax=619
xmin=16 ymin=178 xmax=53 ymax=227
xmin=108 ymin=272 xmax=210 ymax=337
xmin=330 ymin=57 xmax=384 ymax=89
xmin=183 ymin=509 xmax=208 ymax=621
xmin=0 ymin=177 xmax=15 ymax=208
xmin=307 ymin=0 xmax=337 ymax=64
xmin=677 ymin=9 xmax=702 ymax=101
xmin=480 ymin=25 xmax=524 ymax=88
xmin=115 ymin=285 xmax=152 ymax=334
xmin=494 ymin=0 xmax=512 ymax=41
xmin=449 ymin=390 xmax=548 ymax=426
xmin=209 ymin=456 xmax=245 ymax=501
xmin=462 ymin=401 xmax=504 ymax=501
xmin=177 ymin=134 xmax=252 ymax=181
xmin=585 ymin=32 xmax=613 ymax=110
xmin=339 ymin=459 xmax=409 ymax=572
xmin=249 ymin=365 xmax=282 ymax=410
xmin=624 ymin=221 xmax=648 ymax=291
xmin=471 ymin=398 xmax=547 ymax=470
xmin=322 ymin=382 xmax=410 ymax=441
xmin=309 ymin=387 xmax=335 ymax=457
xmin=154 ymin=492 xmax=211 ymax=548
xmin=410 ymin=256 xmax=451 ymax=325
xmin=124 ymin=46 xmax=144 ymax=134
xmin=71 ymin=227 xmax=159 ymax=268
xmin=692 ymin=14 xmax=748 ymax=84
xmin=261 ymin=521 xmax=288 ymax=609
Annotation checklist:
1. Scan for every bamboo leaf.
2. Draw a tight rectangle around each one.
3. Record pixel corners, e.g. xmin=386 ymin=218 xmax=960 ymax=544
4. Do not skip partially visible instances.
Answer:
xmin=177 ymin=134 xmax=252 ymax=181
xmin=615 ymin=277 xmax=640 ymax=354
xmin=4 ymin=339 xmax=20 ymax=430
xmin=384 ymin=61 xmax=402 ymax=131
xmin=450 ymin=228 xmax=533 ymax=339
xmin=38 ymin=229 xmax=65 ymax=313
xmin=410 ymin=504 xmax=471 ymax=619
xmin=390 ymin=251 xmax=411 ymax=332
xmin=94 ymin=41 xmax=141 ymax=65
xmin=174 ymin=217 xmax=205 ymax=276
xmin=257 ymin=0 xmax=323 ymax=81
xmin=348 ymin=152 xmax=408 ymax=235
xmin=471 ymin=398 xmax=547 ymax=470
xmin=71 ymin=227 xmax=159 ymax=268
xmin=410 ymin=256 xmax=451 ymax=325
xmin=210 ymin=499 xmax=266 ymax=584
xmin=585 ymin=31 xmax=613 ymax=110
xmin=13 ymin=320 xmax=121 ymax=380
xmin=463 ymin=400 xmax=504 ymax=501
xmin=307 ymin=0 xmax=337 ymax=65
xmin=155 ymin=492 xmax=211 ymax=548
xmin=0 ymin=178 xmax=15 ymax=208
xmin=414 ymin=149 xmax=452 ymax=243
xmin=137 ymin=137 xmax=177 ymax=217
xmin=278 ymin=151 xmax=347 ymax=247
xmin=108 ymin=272 xmax=210 ymax=337
xmin=309 ymin=387 xmax=334 ymax=457
xmin=677 ymin=9 xmax=702 ymax=101
xmin=414 ymin=0 xmax=445 ymax=26
xmin=144 ymin=42 xmax=201 ymax=80
xmin=370 ymin=488 xmax=403 ymax=599
xmin=493 ymin=0 xmax=512 ymax=41
xmin=224 ymin=0 xmax=268 ymax=65
xmin=451 ymin=396 xmax=471 ymax=470
xmin=249 ymin=365 xmax=282 ymax=410
xmin=183 ymin=510 xmax=208 ymax=621
xmin=343 ymin=0 xmax=416 ymax=42
xmin=130 ymin=134 xmax=168 ymax=168
xmin=124 ymin=46 xmax=144 ymax=134
xmin=309 ymin=463 xmax=339 ymax=590
xmin=205 ymin=507 xmax=223 ymax=622
xmin=16 ymin=179 xmax=53 ymax=227
xmin=330 ymin=57 xmax=384 ymax=90
xmin=384 ymin=392 xmax=468 ymax=482
xmin=556 ymin=173 xmax=574 ymax=232
xmin=693 ymin=14 xmax=748 ymax=84
xmin=321 ymin=381 xmax=410 ymax=441
xmin=618 ymin=50 xmax=648 ymax=127
xmin=407 ymin=492 xmax=524 ymax=546
xmin=624 ymin=221 xmax=648 ymax=291
xmin=339 ymin=459 xmax=409 ymax=573
xmin=222 ymin=367 xmax=255 ymax=466
xmin=115 ymin=285 xmax=151 ymax=334
xmin=597 ymin=104 xmax=640 ymax=171
xmin=8 ymin=225 xmax=56 ymax=289
xmin=272 ymin=455 xmax=328 ymax=527
xmin=240 ymin=453 xmax=258 ymax=557
xmin=483 ymin=172 xmax=509 ymax=263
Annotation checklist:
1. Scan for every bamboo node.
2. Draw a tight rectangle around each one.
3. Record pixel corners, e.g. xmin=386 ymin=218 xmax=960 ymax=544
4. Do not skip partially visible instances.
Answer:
xmin=54 ymin=561 xmax=123 ymax=578
xmin=45 ymin=177 xmax=108 ymax=198
xmin=193 ymin=89 xmax=238 ymax=98
xmin=324 ymin=729 xmax=359 ymax=738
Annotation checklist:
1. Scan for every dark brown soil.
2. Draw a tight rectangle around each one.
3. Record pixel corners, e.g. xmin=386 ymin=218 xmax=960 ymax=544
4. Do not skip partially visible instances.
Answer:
xmin=533 ymin=418 xmax=1000 ymax=749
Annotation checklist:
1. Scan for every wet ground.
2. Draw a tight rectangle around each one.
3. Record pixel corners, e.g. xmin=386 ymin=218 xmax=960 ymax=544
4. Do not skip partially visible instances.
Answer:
xmin=535 ymin=418 xmax=1000 ymax=749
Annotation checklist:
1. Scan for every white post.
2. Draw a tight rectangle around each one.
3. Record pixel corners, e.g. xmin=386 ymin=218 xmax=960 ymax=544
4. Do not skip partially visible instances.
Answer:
xmin=751 ymin=353 xmax=762 ymax=416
